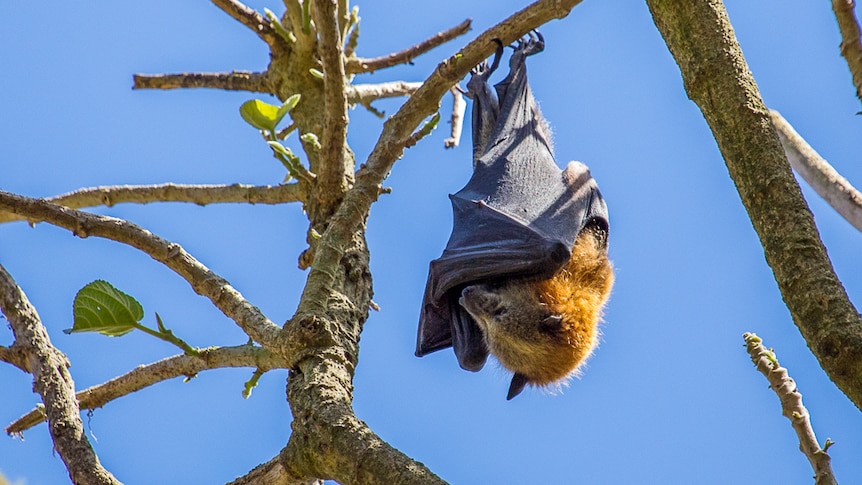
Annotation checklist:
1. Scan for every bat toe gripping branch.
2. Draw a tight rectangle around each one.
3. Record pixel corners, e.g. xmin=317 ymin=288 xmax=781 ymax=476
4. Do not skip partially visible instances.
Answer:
xmin=509 ymin=30 xmax=545 ymax=56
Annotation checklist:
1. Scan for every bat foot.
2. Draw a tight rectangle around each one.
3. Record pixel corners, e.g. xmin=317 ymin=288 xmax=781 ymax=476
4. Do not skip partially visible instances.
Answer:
xmin=516 ymin=30 xmax=545 ymax=57
xmin=470 ymin=40 xmax=504 ymax=79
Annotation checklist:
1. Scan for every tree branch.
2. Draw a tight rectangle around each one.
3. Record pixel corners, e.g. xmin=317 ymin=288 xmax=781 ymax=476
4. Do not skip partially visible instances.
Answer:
xmin=0 ymin=190 xmax=283 ymax=350
xmin=831 ymin=0 xmax=862 ymax=107
xmin=744 ymin=333 xmax=838 ymax=485
xmin=297 ymin=0 xmax=584 ymax=316
xmin=0 ymin=264 xmax=120 ymax=485
xmin=210 ymin=0 xmax=279 ymax=48
xmin=646 ymin=0 xmax=862 ymax=410
xmin=0 ymin=183 xmax=305 ymax=224
xmin=312 ymin=0 xmax=352 ymax=220
xmin=770 ymin=110 xmax=862 ymax=232
xmin=347 ymin=81 xmax=423 ymax=106
xmin=132 ymin=70 xmax=271 ymax=92
xmin=0 ymin=344 xmax=29 ymax=372
xmin=345 ymin=19 xmax=472 ymax=74
xmin=444 ymin=86 xmax=466 ymax=148
xmin=228 ymin=454 xmax=323 ymax=485
xmin=6 ymin=344 xmax=288 ymax=435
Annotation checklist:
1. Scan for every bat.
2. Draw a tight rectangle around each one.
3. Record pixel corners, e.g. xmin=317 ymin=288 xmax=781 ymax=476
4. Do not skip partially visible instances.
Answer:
xmin=416 ymin=32 xmax=614 ymax=400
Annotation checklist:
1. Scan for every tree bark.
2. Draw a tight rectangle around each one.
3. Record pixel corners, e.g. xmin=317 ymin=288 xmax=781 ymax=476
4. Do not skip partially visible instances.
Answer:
xmin=646 ymin=0 xmax=862 ymax=410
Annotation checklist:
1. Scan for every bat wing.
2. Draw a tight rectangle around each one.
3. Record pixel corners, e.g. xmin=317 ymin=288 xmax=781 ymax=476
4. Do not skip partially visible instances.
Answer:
xmin=416 ymin=35 xmax=609 ymax=372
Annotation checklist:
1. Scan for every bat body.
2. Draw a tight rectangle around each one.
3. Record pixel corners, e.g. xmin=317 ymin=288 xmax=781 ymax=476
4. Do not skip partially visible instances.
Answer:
xmin=416 ymin=34 xmax=613 ymax=399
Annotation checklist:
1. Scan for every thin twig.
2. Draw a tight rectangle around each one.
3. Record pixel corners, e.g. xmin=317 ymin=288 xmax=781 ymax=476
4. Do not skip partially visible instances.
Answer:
xmin=0 ymin=190 xmax=282 ymax=349
xmin=132 ymin=71 xmax=271 ymax=92
xmin=7 ymin=344 xmax=288 ymax=434
xmin=313 ymin=0 xmax=351 ymax=217
xmin=0 ymin=183 xmax=305 ymax=224
xmin=0 ymin=265 xmax=120 ymax=484
xmin=743 ymin=333 xmax=838 ymax=485
xmin=347 ymin=81 xmax=423 ymax=106
xmin=210 ymin=0 xmax=279 ymax=48
xmin=770 ymin=110 xmax=862 ymax=232
xmin=345 ymin=19 xmax=472 ymax=74
xmin=831 ymin=0 xmax=862 ymax=107
xmin=445 ymin=86 xmax=466 ymax=148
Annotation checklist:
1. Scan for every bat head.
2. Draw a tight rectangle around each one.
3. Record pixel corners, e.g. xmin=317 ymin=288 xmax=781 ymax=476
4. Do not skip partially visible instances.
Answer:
xmin=458 ymin=225 xmax=614 ymax=399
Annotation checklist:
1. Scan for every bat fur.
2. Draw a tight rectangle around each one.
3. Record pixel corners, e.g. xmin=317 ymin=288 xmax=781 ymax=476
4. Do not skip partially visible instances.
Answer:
xmin=459 ymin=225 xmax=613 ymax=399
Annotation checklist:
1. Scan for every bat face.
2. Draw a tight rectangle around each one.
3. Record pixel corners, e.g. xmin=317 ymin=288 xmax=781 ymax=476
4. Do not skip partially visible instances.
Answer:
xmin=416 ymin=32 xmax=613 ymax=399
xmin=459 ymin=226 xmax=613 ymax=399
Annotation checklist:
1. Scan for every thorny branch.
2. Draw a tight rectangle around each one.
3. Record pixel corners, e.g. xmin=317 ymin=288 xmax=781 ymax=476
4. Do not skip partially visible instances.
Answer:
xmin=744 ymin=333 xmax=838 ymax=485
xmin=0 ymin=190 xmax=282 ymax=349
xmin=7 ymin=344 xmax=289 ymax=434
xmin=346 ymin=19 xmax=472 ymax=74
xmin=0 ymin=183 xmax=305 ymax=224
xmin=0 ymin=265 xmax=120 ymax=485
xmin=133 ymin=71 xmax=271 ymax=92
xmin=770 ymin=110 xmax=862 ymax=232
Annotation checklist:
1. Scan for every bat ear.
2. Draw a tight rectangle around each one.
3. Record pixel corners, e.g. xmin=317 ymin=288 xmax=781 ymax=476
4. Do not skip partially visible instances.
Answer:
xmin=583 ymin=217 xmax=610 ymax=248
xmin=507 ymin=372 xmax=529 ymax=400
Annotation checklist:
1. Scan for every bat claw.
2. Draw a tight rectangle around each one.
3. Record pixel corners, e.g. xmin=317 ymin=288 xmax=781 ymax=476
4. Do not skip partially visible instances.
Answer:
xmin=518 ymin=29 xmax=545 ymax=57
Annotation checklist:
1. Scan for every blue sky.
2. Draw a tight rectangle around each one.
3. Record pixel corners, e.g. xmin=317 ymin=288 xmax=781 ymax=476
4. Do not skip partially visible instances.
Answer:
xmin=2 ymin=1 xmax=861 ymax=483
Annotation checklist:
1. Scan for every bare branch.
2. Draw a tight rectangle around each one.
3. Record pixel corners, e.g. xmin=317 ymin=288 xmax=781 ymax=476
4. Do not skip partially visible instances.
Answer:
xmin=0 ymin=190 xmax=283 ymax=349
xmin=0 ymin=344 xmax=29 ymax=372
xmin=445 ymin=86 xmax=466 ymax=148
xmin=312 ymin=0 xmax=352 ymax=218
xmin=346 ymin=19 xmax=472 ymax=74
xmin=347 ymin=81 xmax=423 ymax=106
xmin=7 ymin=344 xmax=288 ymax=434
xmin=133 ymin=70 xmax=271 ymax=93
xmin=831 ymin=0 xmax=862 ymax=107
xmin=210 ymin=0 xmax=279 ymax=48
xmin=298 ymin=0 xmax=584 ymax=316
xmin=744 ymin=333 xmax=838 ymax=485
xmin=0 ymin=264 xmax=120 ymax=484
xmin=647 ymin=0 xmax=862 ymax=410
xmin=0 ymin=183 xmax=305 ymax=224
xmin=228 ymin=454 xmax=323 ymax=485
xmin=770 ymin=110 xmax=862 ymax=232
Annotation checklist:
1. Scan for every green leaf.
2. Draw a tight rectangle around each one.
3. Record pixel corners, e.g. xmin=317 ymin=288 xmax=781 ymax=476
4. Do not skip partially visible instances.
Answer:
xmin=66 ymin=280 xmax=144 ymax=336
xmin=240 ymin=99 xmax=280 ymax=132
xmin=276 ymin=94 xmax=301 ymax=126
xmin=309 ymin=68 xmax=324 ymax=80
